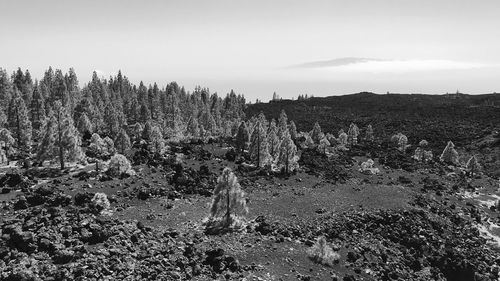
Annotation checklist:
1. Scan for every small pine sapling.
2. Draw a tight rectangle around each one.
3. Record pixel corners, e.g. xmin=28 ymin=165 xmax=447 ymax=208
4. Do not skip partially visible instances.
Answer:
xmin=365 ymin=124 xmax=374 ymax=142
xmin=149 ymin=125 xmax=165 ymax=154
xmin=338 ymin=132 xmax=348 ymax=147
xmin=465 ymin=155 xmax=481 ymax=178
xmin=206 ymin=167 xmax=248 ymax=233
xmin=307 ymin=236 xmax=340 ymax=267
xmin=311 ymin=122 xmax=323 ymax=143
xmin=439 ymin=141 xmax=459 ymax=165
xmin=115 ymin=128 xmax=131 ymax=155
xmin=413 ymin=140 xmax=433 ymax=162
xmin=347 ymin=123 xmax=359 ymax=146
xmin=277 ymin=131 xmax=299 ymax=174
xmin=249 ymin=121 xmax=271 ymax=168
xmin=267 ymin=124 xmax=280 ymax=161
xmin=318 ymin=136 xmax=330 ymax=155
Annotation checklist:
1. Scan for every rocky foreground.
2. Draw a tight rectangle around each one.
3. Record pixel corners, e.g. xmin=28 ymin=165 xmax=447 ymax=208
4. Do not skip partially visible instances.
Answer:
xmin=1 ymin=142 xmax=500 ymax=280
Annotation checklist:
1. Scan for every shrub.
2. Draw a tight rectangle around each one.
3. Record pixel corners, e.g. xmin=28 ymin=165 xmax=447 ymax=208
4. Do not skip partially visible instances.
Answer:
xmin=88 ymin=133 xmax=114 ymax=159
xmin=413 ymin=140 xmax=433 ymax=162
xmin=359 ymin=159 xmax=380 ymax=174
xmin=365 ymin=124 xmax=374 ymax=142
xmin=307 ymin=236 xmax=340 ymax=267
xmin=106 ymin=154 xmax=134 ymax=177
xmin=90 ymin=192 xmax=111 ymax=214
xmin=391 ymin=132 xmax=408 ymax=152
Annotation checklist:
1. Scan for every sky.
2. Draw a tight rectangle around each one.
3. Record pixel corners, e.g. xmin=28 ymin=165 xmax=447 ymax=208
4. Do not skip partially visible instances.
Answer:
xmin=1 ymin=0 xmax=500 ymax=101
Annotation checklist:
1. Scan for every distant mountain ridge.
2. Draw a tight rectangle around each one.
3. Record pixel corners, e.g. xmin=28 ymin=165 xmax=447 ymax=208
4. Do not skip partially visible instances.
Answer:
xmin=246 ymin=91 xmax=500 ymax=153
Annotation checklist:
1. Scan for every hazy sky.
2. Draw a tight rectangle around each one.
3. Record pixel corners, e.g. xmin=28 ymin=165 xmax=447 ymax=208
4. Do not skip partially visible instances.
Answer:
xmin=1 ymin=0 xmax=500 ymax=100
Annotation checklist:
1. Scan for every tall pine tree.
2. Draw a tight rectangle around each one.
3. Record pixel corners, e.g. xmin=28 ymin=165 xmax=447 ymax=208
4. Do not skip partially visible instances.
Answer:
xmin=249 ymin=121 xmax=271 ymax=168
xmin=7 ymin=90 xmax=32 ymax=152
xmin=37 ymin=101 xmax=83 ymax=170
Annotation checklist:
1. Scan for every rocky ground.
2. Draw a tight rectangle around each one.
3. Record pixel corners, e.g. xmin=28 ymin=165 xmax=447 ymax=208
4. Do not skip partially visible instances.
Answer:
xmin=1 ymin=138 xmax=500 ymax=280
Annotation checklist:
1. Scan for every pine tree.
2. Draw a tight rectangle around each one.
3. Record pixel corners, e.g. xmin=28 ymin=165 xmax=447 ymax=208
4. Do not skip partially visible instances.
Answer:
xmin=413 ymin=140 xmax=433 ymax=162
xmin=311 ymin=122 xmax=323 ymax=143
xmin=103 ymin=102 xmax=120 ymax=138
xmin=277 ymin=130 xmax=299 ymax=174
xmin=52 ymin=69 xmax=70 ymax=107
xmin=88 ymin=133 xmax=103 ymax=154
xmin=277 ymin=110 xmax=288 ymax=139
xmin=139 ymin=100 xmax=151 ymax=124
xmin=208 ymin=167 xmax=248 ymax=231
xmin=303 ymin=134 xmax=315 ymax=148
xmin=439 ymin=140 xmax=459 ymax=165
xmin=149 ymin=125 xmax=165 ymax=154
xmin=365 ymin=124 xmax=374 ymax=142
xmin=0 ymin=68 xmax=12 ymax=110
xmin=186 ymin=117 xmax=200 ymax=138
xmin=249 ymin=121 xmax=271 ymax=168
xmin=115 ymin=128 xmax=131 ymax=154
xmin=199 ymin=110 xmax=217 ymax=136
xmin=36 ymin=101 xmax=83 ymax=170
xmin=466 ymin=155 xmax=481 ymax=178
xmin=7 ymin=90 xmax=32 ymax=152
xmin=142 ymin=121 xmax=154 ymax=141
xmin=76 ymin=112 xmax=93 ymax=136
xmin=131 ymin=122 xmax=143 ymax=142
xmin=29 ymin=82 xmax=46 ymax=142
xmin=0 ymin=128 xmax=15 ymax=165
xmin=235 ymin=121 xmax=250 ymax=153
xmin=347 ymin=123 xmax=359 ymax=146
xmin=0 ymin=110 xmax=6 ymax=129
xmin=267 ymin=122 xmax=280 ymax=160
xmin=338 ymin=132 xmax=348 ymax=147
xmin=289 ymin=121 xmax=297 ymax=141
xmin=318 ymin=137 xmax=331 ymax=154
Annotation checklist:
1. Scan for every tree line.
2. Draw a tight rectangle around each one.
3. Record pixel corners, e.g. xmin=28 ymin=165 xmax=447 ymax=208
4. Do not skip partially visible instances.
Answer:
xmin=0 ymin=67 xmax=246 ymax=168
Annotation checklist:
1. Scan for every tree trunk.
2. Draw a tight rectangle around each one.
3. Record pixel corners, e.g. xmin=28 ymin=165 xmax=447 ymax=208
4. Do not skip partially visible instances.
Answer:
xmin=225 ymin=184 xmax=230 ymax=226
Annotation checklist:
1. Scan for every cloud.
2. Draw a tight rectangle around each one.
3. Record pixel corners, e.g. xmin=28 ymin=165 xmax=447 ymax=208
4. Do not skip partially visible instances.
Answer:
xmin=293 ymin=57 xmax=493 ymax=73
xmin=294 ymin=57 xmax=386 ymax=68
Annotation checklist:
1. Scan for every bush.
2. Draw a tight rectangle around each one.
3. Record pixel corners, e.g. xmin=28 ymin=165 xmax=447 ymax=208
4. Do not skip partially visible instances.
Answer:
xmin=359 ymin=159 xmax=380 ymax=175
xmin=307 ymin=236 xmax=340 ymax=267
xmin=106 ymin=154 xmax=134 ymax=177
xmin=88 ymin=133 xmax=115 ymax=159
xmin=391 ymin=132 xmax=408 ymax=152
xmin=90 ymin=192 xmax=111 ymax=214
